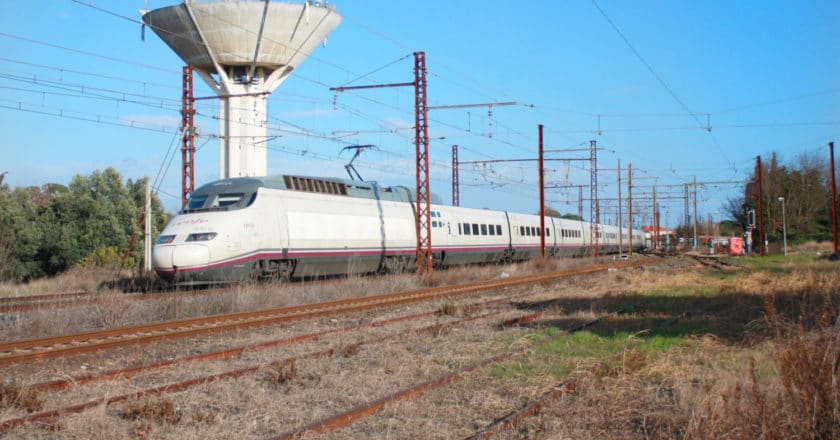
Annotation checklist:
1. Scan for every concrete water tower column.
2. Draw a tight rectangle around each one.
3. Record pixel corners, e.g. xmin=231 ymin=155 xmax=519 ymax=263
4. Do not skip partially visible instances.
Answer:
xmin=143 ymin=1 xmax=342 ymax=178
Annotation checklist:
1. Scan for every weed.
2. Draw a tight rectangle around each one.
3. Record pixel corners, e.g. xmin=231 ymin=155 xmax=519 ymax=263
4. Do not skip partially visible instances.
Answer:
xmin=437 ymin=302 xmax=457 ymax=316
xmin=190 ymin=410 xmax=217 ymax=425
xmin=263 ymin=360 xmax=298 ymax=386
xmin=339 ymin=342 xmax=363 ymax=358
xmin=0 ymin=380 xmax=43 ymax=412
xmin=36 ymin=416 xmax=65 ymax=432
xmin=424 ymin=322 xmax=453 ymax=338
xmin=119 ymin=398 xmax=181 ymax=424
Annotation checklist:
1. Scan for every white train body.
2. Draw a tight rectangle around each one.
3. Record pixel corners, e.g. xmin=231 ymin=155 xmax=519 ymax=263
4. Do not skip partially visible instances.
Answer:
xmin=153 ymin=175 xmax=645 ymax=283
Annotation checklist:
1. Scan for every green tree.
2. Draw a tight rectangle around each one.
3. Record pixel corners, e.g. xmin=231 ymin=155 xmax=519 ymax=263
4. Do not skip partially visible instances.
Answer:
xmin=730 ymin=151 xmax=834 ymax=246
xmin=0 ymin=168 xmax=169 ymax=281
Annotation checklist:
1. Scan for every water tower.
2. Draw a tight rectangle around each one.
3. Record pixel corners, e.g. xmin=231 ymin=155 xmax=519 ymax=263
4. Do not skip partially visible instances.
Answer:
xmin=142 ymin=1 xmax=342 ymax=178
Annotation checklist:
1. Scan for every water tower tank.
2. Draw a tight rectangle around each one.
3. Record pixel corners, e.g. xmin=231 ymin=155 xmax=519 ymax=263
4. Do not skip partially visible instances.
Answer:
xmin=143 ymin=1 xmax=342 ymax=178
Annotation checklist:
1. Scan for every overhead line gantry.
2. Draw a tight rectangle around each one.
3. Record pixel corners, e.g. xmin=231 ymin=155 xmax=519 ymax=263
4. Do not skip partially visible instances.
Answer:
xmin=330 ymin=52 xmax=432 ymax=275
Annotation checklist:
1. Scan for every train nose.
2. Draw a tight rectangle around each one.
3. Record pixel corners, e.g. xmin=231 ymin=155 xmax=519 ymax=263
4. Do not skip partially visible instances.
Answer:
xmin=153 ymin=244 xmax=211 ymax=271
xmin=173 ymin=244 xmax=211 ymax=267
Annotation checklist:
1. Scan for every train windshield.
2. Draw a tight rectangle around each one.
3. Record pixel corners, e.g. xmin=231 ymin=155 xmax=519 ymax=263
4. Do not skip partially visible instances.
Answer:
xmin=182 ymin=179 xmax=262 ymax=213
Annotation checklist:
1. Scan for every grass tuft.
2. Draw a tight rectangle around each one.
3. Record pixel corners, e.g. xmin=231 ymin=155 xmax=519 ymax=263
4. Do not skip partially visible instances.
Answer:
xmin=119 ymin=398 xmax=181 ymax=424
xmin=0 ymin=381 xmax=43 ymax=413
xmin=437 ymin=302 xmax=457 ymax=316
xmin=263 ymin=360 xmax=299 ymax=386
xmin=339 ymin=342 xmax=363 ymax=358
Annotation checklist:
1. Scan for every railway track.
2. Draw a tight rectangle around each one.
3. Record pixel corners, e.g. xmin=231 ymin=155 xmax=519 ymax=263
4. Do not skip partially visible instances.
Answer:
xmin=0 ymin=291 xmax=99 ymax=313
xmin=0 ymin=286 xmax=231 ymax=313
xmin=0 ymin=298 xmax=521 ymax=433
xmin=0 ymin=259 xmax=649 ymax=366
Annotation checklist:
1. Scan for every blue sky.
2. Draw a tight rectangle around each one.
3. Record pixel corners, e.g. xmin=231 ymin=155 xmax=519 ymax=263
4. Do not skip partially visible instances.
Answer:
xmin=1 ymin=0 xmax=838 ymax=228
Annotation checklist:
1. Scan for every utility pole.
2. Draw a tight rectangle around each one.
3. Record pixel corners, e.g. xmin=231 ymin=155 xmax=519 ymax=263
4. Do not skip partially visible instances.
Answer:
xmin=451 ymin=145 xmax=459 ymax=206
xmin=331 ymin=52 xmax=432 ymax=274
xmin=692 ymin=176 xmax=698 ymax=251
xmin=830 ymin=141 xmax=837 ymax=255
xmin=590 ymin=140 xmax=599 ymax=257
xmin=756 ymin=155 xmax=764 ymax=256
xmin=538 ymin=125 xmax=546 ymax=258
xmin=180 ymin=66 xmax=196 ymax=208
xmin=617 ymin=159 xmax=623 ymax=255
xmin=413 ymin=52 xmax=432 ymax=273
xmin=627 ymin=163 xmax=633 ymax=256
xmin=652 ymin=186 xmax=658 ymax=250
xmin=144 ymin=178 xmax=152 ymax=273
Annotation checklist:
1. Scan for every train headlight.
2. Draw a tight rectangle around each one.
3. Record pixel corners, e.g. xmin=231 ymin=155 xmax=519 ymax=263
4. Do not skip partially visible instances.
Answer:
xmin=156 ymin=235 xmax=176 ymax=244
xmin=186 ymin=232 xmax=218 ymax=242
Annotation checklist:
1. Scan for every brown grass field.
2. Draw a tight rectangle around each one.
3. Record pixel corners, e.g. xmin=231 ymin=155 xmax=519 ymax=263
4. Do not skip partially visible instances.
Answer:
xmin=0 ymin=246 xmax=838 ymax=439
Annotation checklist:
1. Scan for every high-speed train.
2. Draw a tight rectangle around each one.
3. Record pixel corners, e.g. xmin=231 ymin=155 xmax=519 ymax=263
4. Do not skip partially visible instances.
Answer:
xmin=153 ymin=175 xmax=645 ymax=284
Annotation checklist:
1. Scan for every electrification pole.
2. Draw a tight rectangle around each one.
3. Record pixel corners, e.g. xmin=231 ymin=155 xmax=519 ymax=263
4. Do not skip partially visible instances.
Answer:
xmin=590 ymin=140 xmax=599 ymax=257
xmin=617 ymin=159 xmax=623 ymax=254
xmin=627 ymin=163 xmax=633 ymax=256
xmin=451 ymin=145 xmax=459 ymax=206
xmin=180 ymin=66 xmax=196 ymax=208
xmin=830 ymin=141 xmax=837 ymax=255
xmin=330 ymin=52 xmax=432 ymax=274
xmin=538 ymin=125 xmax=546 ymax=258
xmin=756 ymin=156 xmax=764 ymax=256
xmin=692 ymin=176 xmax=698 ymax=251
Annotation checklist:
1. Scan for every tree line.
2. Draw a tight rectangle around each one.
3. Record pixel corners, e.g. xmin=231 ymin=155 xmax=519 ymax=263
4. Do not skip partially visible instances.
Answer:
xmin=0 ymin=168 xmax=168 ymax=282
xmin=727 ymin=150 xmax=837 ymax=246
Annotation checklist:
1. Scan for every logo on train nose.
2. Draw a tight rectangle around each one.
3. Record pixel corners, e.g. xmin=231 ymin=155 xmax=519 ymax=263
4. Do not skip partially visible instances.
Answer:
xmin=174 ymin=218 xmax=209 ymax=226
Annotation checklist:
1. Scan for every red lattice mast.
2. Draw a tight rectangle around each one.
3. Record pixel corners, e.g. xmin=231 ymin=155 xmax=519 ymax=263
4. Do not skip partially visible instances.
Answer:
xmin=180 ymin=65 xmax=196 ymax=208
xmin=414 ymin=52 xmax=432 ymax=274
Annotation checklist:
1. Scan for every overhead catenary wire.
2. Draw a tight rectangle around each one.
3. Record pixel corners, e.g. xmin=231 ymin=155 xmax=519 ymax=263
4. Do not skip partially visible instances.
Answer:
xmin=4 ymin=1 xmax=827 ymax=223
xmin=589 ymin=0 xmax=732 ymax=167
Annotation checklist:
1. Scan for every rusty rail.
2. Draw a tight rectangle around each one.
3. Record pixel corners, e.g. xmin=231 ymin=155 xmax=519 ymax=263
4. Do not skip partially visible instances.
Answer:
xmin=0 ymin=307 xmax=514 ymax=433
xmin=272 ymin=302 xmax=642 ymax=439
xmin=0 ymin=260 xmax=650 ymax=366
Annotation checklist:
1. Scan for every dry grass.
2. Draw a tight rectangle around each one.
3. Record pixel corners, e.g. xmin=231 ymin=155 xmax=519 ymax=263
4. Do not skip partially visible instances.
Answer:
xmin=490 ymin=257 xmax=840 ymax=440
xmin=118 ymin=397 xmax=181 ymax=425
xmin=2 ymin=255 xmax=836 ymax=439
xmin=0 ymin=381 xmax=43 ymax=413
xmin=0 ymin=267 xmax=129 ymax=297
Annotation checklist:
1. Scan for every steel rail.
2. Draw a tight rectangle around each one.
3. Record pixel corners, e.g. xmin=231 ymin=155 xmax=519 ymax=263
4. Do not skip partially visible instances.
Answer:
xmin=271 ymin=302 xmax=643 ymax=439
xmin=0 ymin=307 xmax=516 ymax=433
xmin=466 ymin=302 xmax=709 ymax=439
xmin=0 ymin=276 xmax=349 ymax=313
xmin=0 ymin=260 xmax=650 ymax=366
xmin=30 ymin=294 xmax=522 ymax=393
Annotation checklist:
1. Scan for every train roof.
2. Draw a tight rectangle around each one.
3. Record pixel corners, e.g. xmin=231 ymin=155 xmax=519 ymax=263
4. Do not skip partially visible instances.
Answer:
xmin=193 ymin=175 xmax=443 ymax=205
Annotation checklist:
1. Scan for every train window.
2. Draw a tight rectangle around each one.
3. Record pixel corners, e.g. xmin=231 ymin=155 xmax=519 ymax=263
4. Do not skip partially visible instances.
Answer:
xmin=245 ymin=193 xmax=257 ymax=207
xmin=432 ymin=221 xmax=438 ymax=228
xmin=463 ymin=223 xmax=470 ymax=235
xmin=215 ymin=193 xmax=245 ymax=208
xmin=458 ymin=224 xmax=462 ymax=235
xmin=546 ymin=228 xmax=550 ymax=237
xmin=187 ymin=194 xmax=208 ymax=210
xmin=496 ymin=225 xmax=502 ymax=235
xmin=472 ymin=224 xmax=479 ymax=235
xmin=481 ymin=224 xmax=487 ymax=235
xmin=519 ymin=226 xmax=525 ymax=236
